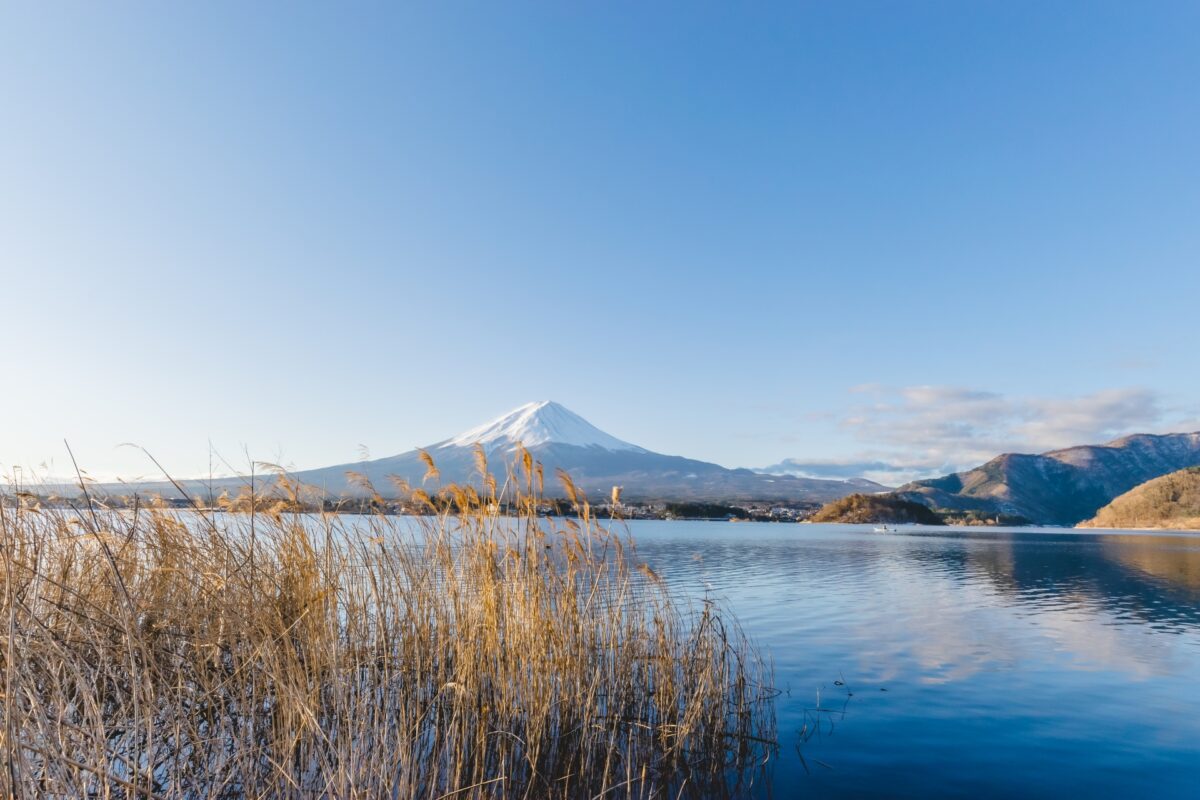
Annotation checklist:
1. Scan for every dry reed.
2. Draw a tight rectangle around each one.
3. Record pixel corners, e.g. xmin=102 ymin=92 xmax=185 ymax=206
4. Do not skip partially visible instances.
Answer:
xmin=0 ymin=451 xmax=775 ymax=798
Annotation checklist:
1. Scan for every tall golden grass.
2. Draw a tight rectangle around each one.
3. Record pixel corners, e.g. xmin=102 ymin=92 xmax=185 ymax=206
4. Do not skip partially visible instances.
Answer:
xmin=0 ymin=447 xmax=775 ymax=798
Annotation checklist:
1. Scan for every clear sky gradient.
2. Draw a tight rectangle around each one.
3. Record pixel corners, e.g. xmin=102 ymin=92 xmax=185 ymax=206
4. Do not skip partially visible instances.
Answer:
xmin=2 ymin=2 xmax=1198 ymax=484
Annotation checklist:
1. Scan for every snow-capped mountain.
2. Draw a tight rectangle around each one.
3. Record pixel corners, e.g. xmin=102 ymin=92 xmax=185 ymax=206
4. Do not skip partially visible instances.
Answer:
xmin=439 ymin=401 xmax=646 ymax=453
xmin=269 ymin=401 xmax=879 ymax=502
xmin=100 ymin=401 xmax=881 ymax=503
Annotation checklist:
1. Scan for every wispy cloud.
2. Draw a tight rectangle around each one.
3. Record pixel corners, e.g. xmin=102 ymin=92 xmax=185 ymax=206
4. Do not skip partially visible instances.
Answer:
xmin=759 ymin=458 xmax=901 ymax=479
xmin=761 ymin=386 xmax=1198 ymax=484
xmin=1010 ymin=390 xmax=1167 ymax=449
xmin=757 ymin=458 xmax=918 ymax=487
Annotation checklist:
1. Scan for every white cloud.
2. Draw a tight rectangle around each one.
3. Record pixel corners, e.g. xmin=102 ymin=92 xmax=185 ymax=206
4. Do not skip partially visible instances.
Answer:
xmin=1012 ymin=389 xmax=1165 ymax=450
xmin=766 ymin=386 xmax=1198 ymax=483
xmin=756 ymin=457 xmax=928 ymax=487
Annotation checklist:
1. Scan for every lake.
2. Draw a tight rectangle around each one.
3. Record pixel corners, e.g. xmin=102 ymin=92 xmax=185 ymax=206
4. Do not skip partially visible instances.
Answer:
xmin=623 ymin=521 xmax=1200 ymax=798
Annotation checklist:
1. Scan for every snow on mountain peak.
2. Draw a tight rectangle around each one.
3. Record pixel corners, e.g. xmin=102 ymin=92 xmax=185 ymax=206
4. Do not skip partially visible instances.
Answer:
xmin=440 ymin=401 xmax=645 ymax=452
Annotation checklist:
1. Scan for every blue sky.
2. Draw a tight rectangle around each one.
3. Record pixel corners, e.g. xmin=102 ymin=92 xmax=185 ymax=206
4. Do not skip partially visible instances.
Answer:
xmin=2 ymin=2 xmax=1198 ymax=484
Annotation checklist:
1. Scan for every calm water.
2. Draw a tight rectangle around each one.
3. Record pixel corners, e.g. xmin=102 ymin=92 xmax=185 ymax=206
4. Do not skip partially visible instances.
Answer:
xmin=622 ymin=521 xmax=1200 ymax=798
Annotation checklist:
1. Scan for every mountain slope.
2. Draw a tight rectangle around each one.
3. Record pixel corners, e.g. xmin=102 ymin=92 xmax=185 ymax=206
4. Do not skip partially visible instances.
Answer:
xmin=106 ymin=401 xmax=875 ymax=504
xmin=1080 ymin=467 xmax=1200 ymax=530
xmin=895 ymin=433 xmax=1200 ymax=525
xmin=290 ymin=401 xmax=870 ymax=502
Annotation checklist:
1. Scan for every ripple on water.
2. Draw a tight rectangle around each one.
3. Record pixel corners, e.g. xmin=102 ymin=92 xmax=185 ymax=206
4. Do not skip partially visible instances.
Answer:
xmin=626 ymin=521 xmax=1200 ymax=798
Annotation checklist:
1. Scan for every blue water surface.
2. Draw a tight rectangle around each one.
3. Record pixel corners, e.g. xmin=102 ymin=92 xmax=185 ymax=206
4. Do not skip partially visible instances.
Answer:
xmin=622 ymin=522 xmax=1200 ymax=798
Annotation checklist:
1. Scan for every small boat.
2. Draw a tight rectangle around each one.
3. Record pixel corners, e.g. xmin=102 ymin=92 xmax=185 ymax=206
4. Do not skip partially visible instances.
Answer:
xmin=873 ymin=524 xmax=893 ymax=533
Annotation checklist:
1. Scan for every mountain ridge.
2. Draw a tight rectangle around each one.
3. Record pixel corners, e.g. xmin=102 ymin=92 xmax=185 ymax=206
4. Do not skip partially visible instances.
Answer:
xmin=894 ymin=432 xmax=1200 ymax=525
xmin=97 ymin=401 xmax=883 ymax=504
xmin=288 ymin=401 xmax=882 ymax=502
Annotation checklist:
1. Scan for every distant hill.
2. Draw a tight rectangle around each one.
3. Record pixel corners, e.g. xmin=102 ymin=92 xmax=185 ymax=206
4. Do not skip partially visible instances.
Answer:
xmin=754 ymin=458 xmax=892 ymax=492
xmin=1080 ymin=467 xmax=1200 ymax=530
xmin=894 ymin=433 xmax=1200 ymax=526
xmin=810 ymin=493 xmax=944 ymax=525
xmin=100 ymin=401 xmax=880 ymax=505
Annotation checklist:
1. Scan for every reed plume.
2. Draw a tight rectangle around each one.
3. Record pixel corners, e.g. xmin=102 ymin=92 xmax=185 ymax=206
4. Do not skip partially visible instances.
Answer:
xmin=0 ymin=456 xmax=776 ymax=798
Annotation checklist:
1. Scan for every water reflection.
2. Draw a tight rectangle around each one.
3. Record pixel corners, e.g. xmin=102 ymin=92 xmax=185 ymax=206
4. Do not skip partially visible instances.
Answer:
xmin=1102 ymin=533 xmax=1200 ymax=592
xmin=625 ymin=522 xmax=1200 ymax=798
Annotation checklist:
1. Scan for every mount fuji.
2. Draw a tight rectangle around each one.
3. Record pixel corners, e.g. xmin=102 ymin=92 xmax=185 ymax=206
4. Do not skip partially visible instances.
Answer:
xmin=268 ymin=401 xmax=884 ymax=503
